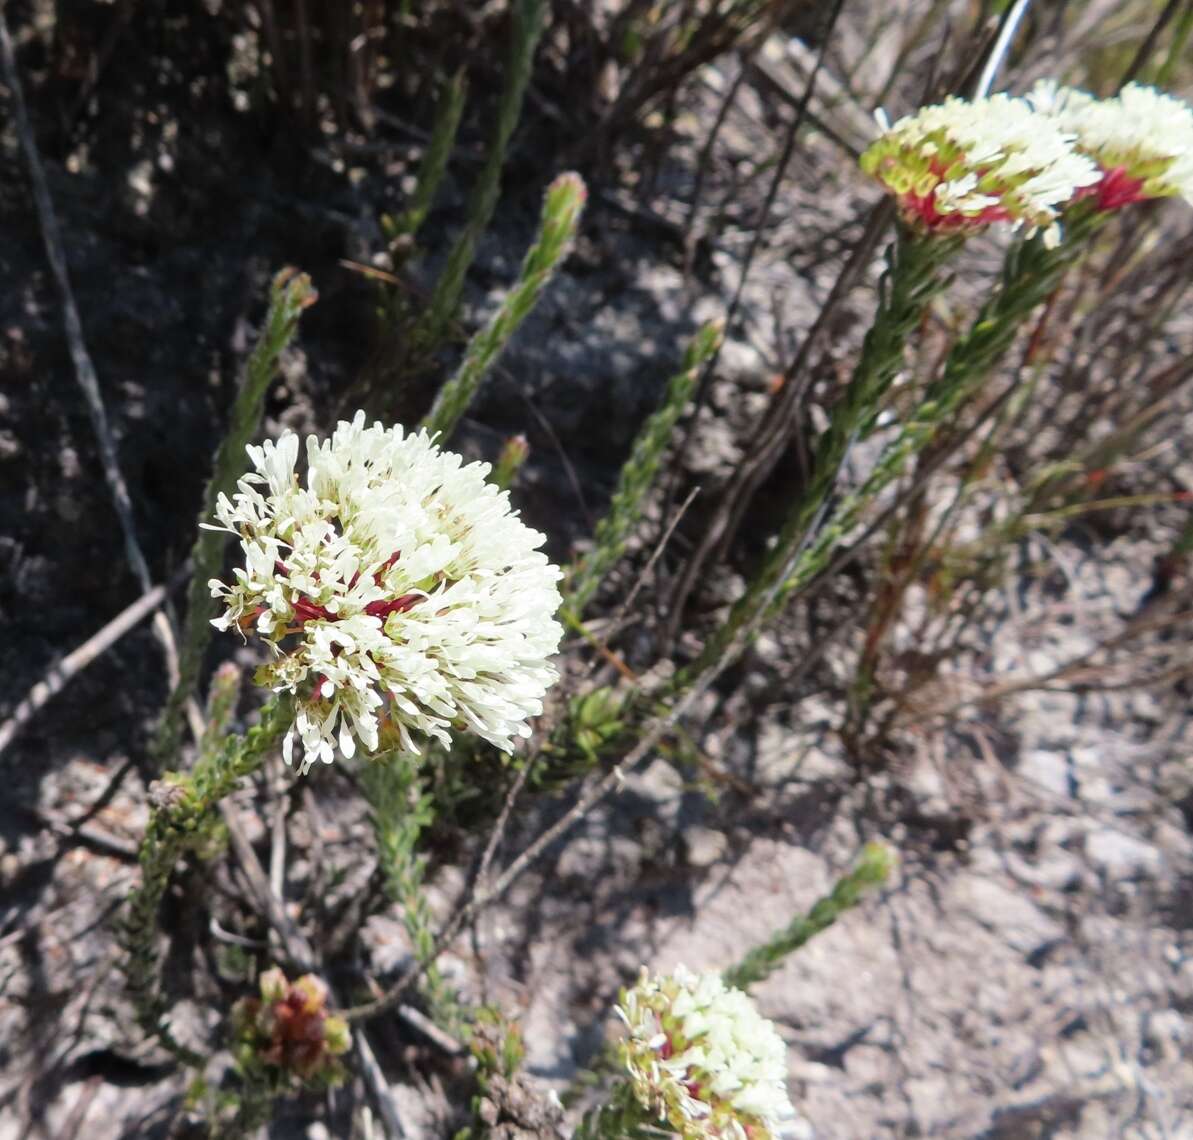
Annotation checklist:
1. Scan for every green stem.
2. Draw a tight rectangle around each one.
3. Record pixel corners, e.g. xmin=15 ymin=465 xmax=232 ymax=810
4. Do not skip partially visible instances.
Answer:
xmin=397 ymin=68 xmax=468 ymax=241
xmin=1153 ymin=0 xmax=1193 ymax=87
xmin=678 ymin=226 xmax=961 ymax=687
xmin=421 ymin=171 xmax=585 ymax=442
xmin=766 ymin=207 xmax=1107 ymax=613
xmin=212 ymin=1072 xmax=278 ymax=1140
xmin=198 ymin=662 xmax=243 ymax=764
xmin=923 ymin=211 xmax=1103 ymax=412
xmin=123 ymin=698 xmax=292 ymax=1061
xmin=418 ymin=0 xmax=547 ymax=352
xmin=724 ymin=842 xmax=894 ymax=990
xmin=360 ymin=753 xmax=464 ymax=1033
xmin=566 ymin=320 xmax=723 ymax=615
xmin=156 ymin=271 xmax=315 ymax=768
xmin=573 ymin=1081 xmax=659 ymax=1139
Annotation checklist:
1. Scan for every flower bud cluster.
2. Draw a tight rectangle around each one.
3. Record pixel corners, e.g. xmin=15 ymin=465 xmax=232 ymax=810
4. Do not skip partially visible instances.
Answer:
xmin=231 ymin=968 xmax=349 ymax=1084
xmin=616 ymin=965 xmax=794 ymax=1140
xmin=1027 ymin=81 xmax=1193 ymax=210
xmin=861 ymin=93 xmax=1100 ymax=245
xmin=208 ymin=412 xmax=563 ymax=773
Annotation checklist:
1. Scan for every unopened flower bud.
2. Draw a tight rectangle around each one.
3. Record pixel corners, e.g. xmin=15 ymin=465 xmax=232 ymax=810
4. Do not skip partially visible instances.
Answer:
xmin=147 ymin=777 xmax=190 ymax=813
xmin=323 ymin=1015 xmax=350 ymax=1056
xmin=492 ymin=434 xmax=530 ymax=490
xmin=232 ymin=967 xmax=349 ymax=1086
xmin=259 ymin=966 xmax=289 ymax=1004
xmin=292 ymin=973 xmax=328 ymax=1014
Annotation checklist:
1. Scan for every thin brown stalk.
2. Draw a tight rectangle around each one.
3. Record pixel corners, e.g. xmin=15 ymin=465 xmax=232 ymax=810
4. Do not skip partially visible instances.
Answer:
xmin=473 ymin=762 xmax=533 ymax=891
xmin=683 ymin=57 xmax=749 ymax=278
xmin=1118 ymin=0 xmax=1184 ymax=87
xmin=661 ymin=199 xmax=894 ymax=648
xmin=920 ymin=608 xmax=1193 ymax=724
xmin=0 ymin=11 xmax=183 ymax=690
xmin=667 ymin=0 xmax=851 ymax=495
xmin=0 ymin=568 xmax=187 ymax=758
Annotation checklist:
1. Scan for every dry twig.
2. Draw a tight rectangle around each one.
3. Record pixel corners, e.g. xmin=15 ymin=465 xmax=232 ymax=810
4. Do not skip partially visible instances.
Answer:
xmin=0 ymin=12 xmax=182 ymax=688
xmin=0 ymin=569 xmax=188 ymax=758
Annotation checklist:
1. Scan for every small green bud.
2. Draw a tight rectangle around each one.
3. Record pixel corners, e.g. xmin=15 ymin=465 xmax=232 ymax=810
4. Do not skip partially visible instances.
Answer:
xmin=259 ymin=966 xmax=288 ymax=1004
xmin=323 ymin=1015 xmax=351 ymax=1056
xmin=856 ymin=841 xmax=897 ymax=886
xmin=492 ymin=434 xmax=530 ymax=490
xmin=230 ymin=996 xmax=258 ymax=1036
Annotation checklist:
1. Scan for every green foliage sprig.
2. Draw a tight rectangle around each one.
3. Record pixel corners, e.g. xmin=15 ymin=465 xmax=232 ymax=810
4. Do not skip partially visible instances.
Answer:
xmin=422 ymin=170 xmax=586 ymax=442
xmin=418 ymin=0 xmax=548 ymax=351
xmin=724 ymin=842 xmax=895 ymax=990
xmin=760 ymin=206 xmax=1108 ymax=622
xmin=359 ymin=753 xmax=464 ymax=1033
xmin=567 ymin=319 xmax=724 ymax=614
xmin=924 ymin=209 xmax=1103 ymax=410
xmin=574 ymin=1081 xmax=658 ymax=1140
xmin=198 ymin=662 xmax=242 ymax=765
xmin=156 ymin=271 xmax=315 ymax=768
xmin=491 ymin=433 xmax=530 ymax=490
xmin=394 ymin=68 xmax=468 ymax=242
xmin=455 ymin=1009 xmax=564 ymax=1140
xmin=679 ymin=228 xmax=961 ymax=685
xmin=123 ymin=697 xmax=293 ymax=1062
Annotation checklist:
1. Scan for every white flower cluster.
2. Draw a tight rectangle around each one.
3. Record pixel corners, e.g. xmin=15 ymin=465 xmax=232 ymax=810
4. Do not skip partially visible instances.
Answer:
xmin=1028 ymin=80 xmax=1193 ymax=208
xmin=862 ymin=93 xmax=1102 ymax=244
xmin=616 ymin=965 xmax=794 ymax=1140
xmin=208 ymin=412 xmax=563 ymax=773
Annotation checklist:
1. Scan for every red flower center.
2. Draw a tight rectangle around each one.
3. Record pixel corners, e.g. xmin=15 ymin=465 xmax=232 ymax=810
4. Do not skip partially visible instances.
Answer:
xmin=263 ymin=549 xmax=426 ymax=699
xmin=1077 ymin=165 xmax=1149 ymax=211
xmin=282 ymin=550 xmax=424 ymax=632
xmin=898 ymin=163 xmax=1013 ymax=231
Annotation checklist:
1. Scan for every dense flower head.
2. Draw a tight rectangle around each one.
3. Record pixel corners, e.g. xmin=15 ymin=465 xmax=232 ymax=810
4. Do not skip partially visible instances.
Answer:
xmin=208 ymin=412 xmax=563 ymax=773
xmin=1027 ymin=80 xmax=1193 ymax=210
xmin=231 ymin=968 xmax=349 ymax=1084
xmin=861 ymin=93 xmax=1101 ymax=245
xmin=615 ymin=965 xmax=794 ymax=1140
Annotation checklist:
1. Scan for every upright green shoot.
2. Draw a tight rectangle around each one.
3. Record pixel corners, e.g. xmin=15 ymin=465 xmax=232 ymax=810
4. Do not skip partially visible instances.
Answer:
xmin=359 ymin=754 xmax=464 ymax=1034
xmin=725 ymin=842 xmax=894 ymax=990
xmin=395 ymin=69 xmax=468 ymax=242
xmin=123 ymin=697 xmax=293 ymax=1061
xmin=417 ymin=0 xmax=548 ymax=352
xmin=421 ymin=171 xmax=586 ymax=442
xmin=156 ymin=271 xmax=315 ymax=767
xmin=678 ymin=228 xmax=961 ymax=687
xmin=765 ymin=207 xmax=1107 ymax=616
xmin=490 ymin=434 xmax=530 ymax=490
xmin=567 ymin=320 xmax=724 ymax=614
